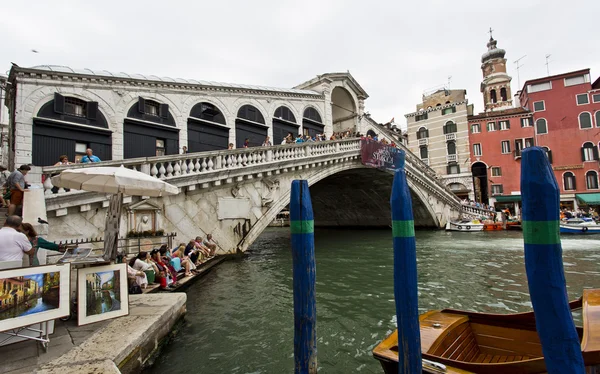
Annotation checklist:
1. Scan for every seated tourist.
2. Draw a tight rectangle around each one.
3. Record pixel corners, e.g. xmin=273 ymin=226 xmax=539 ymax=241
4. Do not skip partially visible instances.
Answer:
xmin=173 ymin=244 xmax=196 ymax=277
xmin=184 ymin=240 xmax=201 ymax=265
xmin=132 ymin=251 xmax=159 ymax=275
xmin=203 ymin=234 xmax=218 ymax=257
xmin=194 ymin=237 xmax=211 ymax=257
xmin=124 ymin=255 xmax=148 ymax=289
xmin=150 ymin=249 xmax=177 ymax=288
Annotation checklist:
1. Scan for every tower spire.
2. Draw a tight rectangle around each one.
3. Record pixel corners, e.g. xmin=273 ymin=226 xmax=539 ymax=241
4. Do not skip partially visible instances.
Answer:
xmin=488 ymin=27 xmax=494 ymax=40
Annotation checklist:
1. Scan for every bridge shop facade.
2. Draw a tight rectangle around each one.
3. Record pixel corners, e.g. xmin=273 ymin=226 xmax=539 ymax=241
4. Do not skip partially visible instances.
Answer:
xmin=4 ymin=66 xmax=369 ymax=169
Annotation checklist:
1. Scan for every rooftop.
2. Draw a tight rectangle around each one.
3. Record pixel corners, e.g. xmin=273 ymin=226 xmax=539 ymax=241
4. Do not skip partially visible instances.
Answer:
xmin=468 ymin=107 xmax=530 ymax=121
xmin=13 ymin=65 xmax=321 ymax=96
xmin=521 ymin=68 xmax=590 ymax=90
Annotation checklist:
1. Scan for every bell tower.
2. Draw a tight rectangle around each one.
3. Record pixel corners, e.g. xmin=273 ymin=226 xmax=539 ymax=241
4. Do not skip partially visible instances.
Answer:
xmin=480 ymin=29 xmax=513 ymax=112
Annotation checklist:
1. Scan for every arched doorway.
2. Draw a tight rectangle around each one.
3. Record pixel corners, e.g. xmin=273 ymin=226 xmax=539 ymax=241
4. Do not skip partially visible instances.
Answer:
xmin=471 ymin=162 xmax=488 ymax=203
xmin=331 ymin=87 xmax=357 ymax=134
xmin=447 ymin=182 xmax=469 ymax=200
xmin=235 ymin=105 xmax=268 ymax=148
xmin=188 ymin=102 xmax=228 ymax=152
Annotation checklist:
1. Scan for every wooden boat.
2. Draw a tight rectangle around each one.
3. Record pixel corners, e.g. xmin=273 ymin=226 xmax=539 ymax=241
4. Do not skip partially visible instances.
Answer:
xmin=483 ymin=222 xmax=504 ymax=231
xmin=560 ymin=218 xmax=600 ymax=234
xmin=373 ymin=289 xmax=600 ymax=373
xmin=445 ymin=220 xmax=484 ymax=232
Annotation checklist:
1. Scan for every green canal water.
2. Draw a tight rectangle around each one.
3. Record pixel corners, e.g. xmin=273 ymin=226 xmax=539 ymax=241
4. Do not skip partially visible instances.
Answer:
xmin=148 ymin=228 xmax=600 ymax=373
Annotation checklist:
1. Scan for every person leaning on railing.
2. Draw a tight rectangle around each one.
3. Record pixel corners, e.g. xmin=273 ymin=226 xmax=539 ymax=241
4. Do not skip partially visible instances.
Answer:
xmin=21 ymin=222 xmax=66 ymax=266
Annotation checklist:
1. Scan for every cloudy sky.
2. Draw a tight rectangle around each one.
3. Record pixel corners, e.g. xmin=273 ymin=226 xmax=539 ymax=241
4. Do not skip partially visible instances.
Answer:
xmin=2 ymin=0 xmax=599 ymax=127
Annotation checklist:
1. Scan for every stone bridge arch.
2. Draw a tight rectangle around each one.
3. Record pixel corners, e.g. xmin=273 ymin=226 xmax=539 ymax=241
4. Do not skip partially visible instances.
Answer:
xmin=237 ymin=163 xmax=439 ymax=252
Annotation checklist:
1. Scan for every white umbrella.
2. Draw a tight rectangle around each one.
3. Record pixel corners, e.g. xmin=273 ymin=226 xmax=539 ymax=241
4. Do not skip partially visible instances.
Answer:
xmin=51 ymin=166 xmax=179 ymax=261
xmin=51 ymin=166 xmax=179 ymax=196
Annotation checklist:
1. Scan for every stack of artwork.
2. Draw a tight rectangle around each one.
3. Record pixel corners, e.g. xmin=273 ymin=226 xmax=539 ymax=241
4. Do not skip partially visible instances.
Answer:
xmin=0 ymin=263 xmax=129 ymax=333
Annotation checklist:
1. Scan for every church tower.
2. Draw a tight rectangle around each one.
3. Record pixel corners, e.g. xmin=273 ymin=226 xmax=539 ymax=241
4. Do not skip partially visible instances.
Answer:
xmin=480 ymin=31 xmax=513 ymax=112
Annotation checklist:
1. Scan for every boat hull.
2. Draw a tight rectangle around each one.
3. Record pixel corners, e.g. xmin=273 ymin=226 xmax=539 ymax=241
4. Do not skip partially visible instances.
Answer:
xmin=373 ymin=291 xmax=600 ymax=374
xmin=560 ymin=224 xmax=600 ymax=234
xmin=445 ymin=222 xmax=484 ymax=232
xmin=483 ymin=223 xmax=504 ymax=231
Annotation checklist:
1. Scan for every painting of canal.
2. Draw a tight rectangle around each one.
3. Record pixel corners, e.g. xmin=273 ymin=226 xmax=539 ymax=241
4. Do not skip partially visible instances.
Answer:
xmin=78 ymin=264 xmax=129 ymax=326
xmin=0 ymin=272 xmax=60 ymax=321
xmin=0 ymin=264 xmax=71 ymax=332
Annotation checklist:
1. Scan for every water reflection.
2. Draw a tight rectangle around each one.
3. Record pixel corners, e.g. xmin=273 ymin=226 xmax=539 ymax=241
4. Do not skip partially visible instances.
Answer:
xmin=148 ymin=228 xmax=600 ymax=374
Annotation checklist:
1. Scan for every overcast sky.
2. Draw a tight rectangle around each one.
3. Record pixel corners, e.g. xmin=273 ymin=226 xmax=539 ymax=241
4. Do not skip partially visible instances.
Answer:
xmin=2 ymin=0 xmax=599 ymax=128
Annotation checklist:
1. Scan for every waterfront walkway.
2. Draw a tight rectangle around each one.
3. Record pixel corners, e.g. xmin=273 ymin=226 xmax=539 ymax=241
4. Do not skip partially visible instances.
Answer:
xmin=0 ymin=293 xmax=186 ymax=374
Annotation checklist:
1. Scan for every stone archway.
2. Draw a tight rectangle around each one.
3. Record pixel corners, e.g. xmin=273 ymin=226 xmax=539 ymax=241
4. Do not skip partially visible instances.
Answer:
xmin=331 ymin=87 xmax=358 ymax=134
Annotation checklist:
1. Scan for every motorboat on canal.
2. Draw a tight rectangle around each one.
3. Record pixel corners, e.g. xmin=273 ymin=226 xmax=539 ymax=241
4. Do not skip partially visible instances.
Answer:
xmin=560 ymin=217 xmax=600 ymax=235
xmin=445 ymin=220 xmax=484 ymax=232
xmin=373 ymin=289 xmax=600 ymax=374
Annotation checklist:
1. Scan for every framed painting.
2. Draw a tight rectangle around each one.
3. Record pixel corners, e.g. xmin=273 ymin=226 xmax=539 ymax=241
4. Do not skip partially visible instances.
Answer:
xmin=0 ymin=263 xmax=71 ymax=333
xmin=77 ymin=264 xmax=129 ymax=326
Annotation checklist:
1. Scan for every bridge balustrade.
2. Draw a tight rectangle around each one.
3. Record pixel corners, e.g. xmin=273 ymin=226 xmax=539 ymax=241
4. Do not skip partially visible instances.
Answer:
xmin=41 ymin=139 xmax=361 ymax=196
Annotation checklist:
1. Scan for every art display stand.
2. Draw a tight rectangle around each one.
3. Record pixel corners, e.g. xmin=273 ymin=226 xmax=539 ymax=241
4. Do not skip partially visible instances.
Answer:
xmin=0 ymin=320 xmax=52 ymax=352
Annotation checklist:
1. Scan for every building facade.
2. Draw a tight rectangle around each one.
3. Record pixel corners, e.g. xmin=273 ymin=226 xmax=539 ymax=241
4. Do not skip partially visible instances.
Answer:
xmin=468 ymin=35 xmax=600 ymax=212
xmin=406 ymin=89 xmax=475 ymax=199
xmin=0 ymin=75 xmax=9 ymax=167
xmin=519 ymin=69 xmax=600 ymax=210
xmin=4 ymin=66 xmax=371 ymax=168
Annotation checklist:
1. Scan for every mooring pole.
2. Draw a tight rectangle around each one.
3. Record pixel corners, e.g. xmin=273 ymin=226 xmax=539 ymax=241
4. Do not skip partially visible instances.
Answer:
xmin=390 ymin=169 xmax=422 ymax=373
xmin=521 ymin=147 xmax=585 ymax=373
xmin=290 ymin=180 xmax=317 ymax=374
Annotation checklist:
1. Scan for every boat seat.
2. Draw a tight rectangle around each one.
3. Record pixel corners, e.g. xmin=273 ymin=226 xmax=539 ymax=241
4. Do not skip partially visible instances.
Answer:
xmin=582 ymin=289 xmax=600 ymax=353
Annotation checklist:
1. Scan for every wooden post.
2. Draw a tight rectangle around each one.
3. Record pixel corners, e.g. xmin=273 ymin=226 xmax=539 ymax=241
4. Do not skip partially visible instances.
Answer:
xmin=289 ymin=180 xmax=317 ymax=374
xmin=390 ymin=169 xmax=422 ymax=373
xmin=103 ymin=191 xmax=123 ymax=262
xmin=521 ymin=147 xmax=585 ymax=373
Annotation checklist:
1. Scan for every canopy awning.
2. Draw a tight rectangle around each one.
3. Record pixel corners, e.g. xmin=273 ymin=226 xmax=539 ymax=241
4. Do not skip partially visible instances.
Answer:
xmin=576 ymin=193 xmax=600 ymax=205
xmin=494 ymin=195 xmax=522 ymax=203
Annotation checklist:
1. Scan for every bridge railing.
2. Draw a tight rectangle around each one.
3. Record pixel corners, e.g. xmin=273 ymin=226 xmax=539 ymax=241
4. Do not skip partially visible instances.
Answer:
xmin=41 ymin=138 xmax=361 ymax=195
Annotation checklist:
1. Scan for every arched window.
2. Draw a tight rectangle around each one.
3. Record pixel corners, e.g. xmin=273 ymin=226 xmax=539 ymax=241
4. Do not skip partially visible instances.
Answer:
xmin=536 ymin=118 xmax=548 ymax=134
xmin=420 ymin=146 xmax=428 ymax=159
xmin=500 ymin=87 xmax=507 ymax=101
xmin=302 ymin=107 xmax=324 ymax=139
xmin=581 ymin=142 xmax=598 ymax=162
xmin=490 ymin=89 xmax=497 ymax=103
xmin=447 ymin=141 xmax=456 ymax=155
xmin=274 ymin=106 xmax=296 ymax=123
xmin=564 ymin=172 xmax=576 ymax=191
xmin=580 ymin=112 xmax=593 ymax=129
xmin=303 ymin=107 xmax=322 ymax=123
xmin=595 ymin=111 xmax=600 ymax=128
xmin=443 ymin=121 xmax=457 ymax=134
xmin=416 ymin=127 xmax=429 ymax=139
xmin=542 ymin=146 xmax=553 ymax=164
xmin=237 ymin=105 xmax=265 ymax=124
xmin=587 ymin=171 xmax=599 ymax=189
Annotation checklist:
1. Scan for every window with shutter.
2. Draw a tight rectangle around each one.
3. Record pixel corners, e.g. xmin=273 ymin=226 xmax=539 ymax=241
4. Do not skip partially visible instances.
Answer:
xmin=582 ymin=142 xmax=596 ymax=161
xmin=159 ymin=103 xmax=169 ymax=119
xmin=536 ymin=119 xmax=548 ymax=134
xmin=86 ymin=101 xmax=98 ymax=120
xmin=420 ymin=146 xmax=428 ymax=159
xmin=564 ymin=172 xmax=576 ymax=191
xmin=54 ymin=93 xmax=65 ymax=114
xmin=138 ymin=97 xmax=146 ymax=113
xmin=587 ymin=171 xmax=599 ymax=189
xmin=63 ymin=97 xmax=87 ymax=117
xmin=577 ymin=94 xmax=589 ymax=105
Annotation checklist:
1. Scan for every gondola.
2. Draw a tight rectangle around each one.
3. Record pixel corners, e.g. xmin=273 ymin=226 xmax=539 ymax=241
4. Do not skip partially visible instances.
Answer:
xmin=373 ymin=289 xmax=600 ymax=373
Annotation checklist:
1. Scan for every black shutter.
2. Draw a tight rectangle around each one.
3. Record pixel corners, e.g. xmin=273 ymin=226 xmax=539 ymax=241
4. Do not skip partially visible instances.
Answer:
xmin=160 ymin=103 xmax=169 ymax=119
xmin=506 ymin=121 xmax=510 ymax=129
xmin=520 ymin=118 xmax=524 ymax=128
xmin=446 ymin=165 xmax=451 ymax=174
xmin=581 ymin=147 xmax=586 ymax=162
xmin=54 ymin=93 xmax=65 ymax=114
xmin=443 ymin=125 xmax=447 ymax=134
xmin=594 ymin=147 xmax=599 ymax=161
xmin=548 ymin=150 xmax=553 ymax=164
xmin=138 ymin=97 xmax=146 ymax=113
xmin=456 ymin=164 xmax=460 ymax=174
xmin=87 ymin=101 xmax=98 ymax=120
xmin=573 ymin=176 xmax=577 ymax=190
xmin=426 ymin=129 xmax=429 ymax=137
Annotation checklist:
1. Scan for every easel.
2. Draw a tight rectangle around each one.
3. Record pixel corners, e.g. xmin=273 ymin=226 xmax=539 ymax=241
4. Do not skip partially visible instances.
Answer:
xmin=0 ymin=320 xmax=51 ymax=352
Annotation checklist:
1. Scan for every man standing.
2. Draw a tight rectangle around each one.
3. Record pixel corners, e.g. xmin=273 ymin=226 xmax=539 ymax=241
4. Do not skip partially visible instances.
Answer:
xmin=81 ymin=148 xmax=101 ymax=163
xmin=0 ymin=215 xmax=33 ymax=263
xmin=7 ymin=165 xmax=30 ymax=216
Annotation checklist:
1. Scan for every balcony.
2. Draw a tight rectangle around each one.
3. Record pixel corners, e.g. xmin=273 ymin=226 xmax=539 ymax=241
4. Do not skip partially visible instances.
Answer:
xmin=445 ymin=133 xmax=456 ymax=141
xmin=418 ymin=138 xmax=428 ymax=146
xmin=446 ymin=154 xmax=457 ymax=162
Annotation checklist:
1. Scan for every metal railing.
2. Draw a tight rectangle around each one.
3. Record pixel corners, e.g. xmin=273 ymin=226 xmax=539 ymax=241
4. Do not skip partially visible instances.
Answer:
xmin=446 ymin=154 xmax=457 ymax=162
xmin=445 ymin=133 xmax=456 ymax=141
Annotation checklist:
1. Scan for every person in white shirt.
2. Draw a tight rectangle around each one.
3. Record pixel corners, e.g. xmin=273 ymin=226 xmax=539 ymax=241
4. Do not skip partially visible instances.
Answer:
xmin=0 ymin=215 xmax=34 ymax=263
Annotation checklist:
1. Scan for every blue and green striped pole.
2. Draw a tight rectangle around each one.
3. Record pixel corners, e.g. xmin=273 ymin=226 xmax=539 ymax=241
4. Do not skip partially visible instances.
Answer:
xmin=391 ymin=169 xmax=422 ymax=373
xmin=521 ymin=147 xmax=584 ymax=373
xmin=290 ymin=180 xmax=317 ymax=374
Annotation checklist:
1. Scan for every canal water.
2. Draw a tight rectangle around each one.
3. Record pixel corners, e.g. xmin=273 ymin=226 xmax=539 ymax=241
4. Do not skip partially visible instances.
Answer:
xmin=148 ymin=228 xmax=600 ymax=374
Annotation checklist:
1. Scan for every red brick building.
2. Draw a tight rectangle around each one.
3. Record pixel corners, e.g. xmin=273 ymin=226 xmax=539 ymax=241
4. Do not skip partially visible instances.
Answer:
xmin=467 ymin=35 xmax=600 ymax=214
